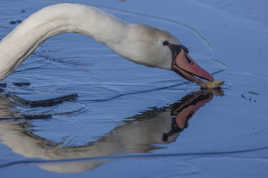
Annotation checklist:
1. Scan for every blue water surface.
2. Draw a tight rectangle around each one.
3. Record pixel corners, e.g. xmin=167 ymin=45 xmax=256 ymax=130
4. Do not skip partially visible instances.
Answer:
xmin=0 ymin=0 xmax=267 ymax=177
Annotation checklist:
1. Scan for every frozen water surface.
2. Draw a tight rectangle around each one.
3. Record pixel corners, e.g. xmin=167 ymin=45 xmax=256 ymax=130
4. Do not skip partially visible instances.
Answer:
xmin=0 ymin=0 xmax=267 ymax=177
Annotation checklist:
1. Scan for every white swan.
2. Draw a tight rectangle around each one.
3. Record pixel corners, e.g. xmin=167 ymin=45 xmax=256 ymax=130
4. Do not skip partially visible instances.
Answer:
xmin=0 ymin=3 xmax=213 ymax=87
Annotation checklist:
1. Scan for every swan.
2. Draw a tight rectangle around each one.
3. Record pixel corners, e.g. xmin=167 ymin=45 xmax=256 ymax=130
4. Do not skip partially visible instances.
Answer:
xmin=0 ymin=3 xmax=214 ymax=87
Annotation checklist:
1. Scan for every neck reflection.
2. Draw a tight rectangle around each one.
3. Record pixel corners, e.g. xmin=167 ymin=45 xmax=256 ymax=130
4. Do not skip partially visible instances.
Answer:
xmin=0 ymin=89 xmax=223 ymax=173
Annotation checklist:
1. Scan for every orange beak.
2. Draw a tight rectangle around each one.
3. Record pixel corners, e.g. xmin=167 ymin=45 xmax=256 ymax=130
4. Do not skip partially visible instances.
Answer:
xmin=172 ymin=49 xmax=214 ymax=87
xmin=163 ymin=41 xmax=214 ymax=88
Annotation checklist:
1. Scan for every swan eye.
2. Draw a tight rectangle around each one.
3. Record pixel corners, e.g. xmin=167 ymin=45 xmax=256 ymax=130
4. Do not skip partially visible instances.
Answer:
xmin=162 ymin=40 xmax=169 ymax=46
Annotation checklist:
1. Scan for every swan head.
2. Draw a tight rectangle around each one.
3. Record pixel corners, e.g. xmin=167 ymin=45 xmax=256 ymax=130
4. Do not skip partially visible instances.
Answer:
xmin=162 ymin=40 xmax=214 ymax=88
xmin=120 ymin=24 xmax=214 ymax=88
xmin=110 ymin=24 xmax=213 ymax=87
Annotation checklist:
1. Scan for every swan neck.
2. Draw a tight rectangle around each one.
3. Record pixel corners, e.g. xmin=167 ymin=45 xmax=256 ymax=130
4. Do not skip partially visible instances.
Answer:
xmin=0 ymin=4 xmax=126 ymax=80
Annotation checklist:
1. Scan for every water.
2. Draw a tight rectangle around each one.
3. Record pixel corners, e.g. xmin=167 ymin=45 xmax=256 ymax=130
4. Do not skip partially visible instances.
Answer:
xmin=0 ymin=0 xmax=267 ymax=177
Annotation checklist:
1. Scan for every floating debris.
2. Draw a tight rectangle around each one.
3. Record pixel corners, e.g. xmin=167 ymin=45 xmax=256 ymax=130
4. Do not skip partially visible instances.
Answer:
xmin=9 ymin=20 xmax=22 ymax=25
xmin=12 ymin=82 xmax=31 ymax=87
xmin=204 ymin=80 xmax=224 ymax=89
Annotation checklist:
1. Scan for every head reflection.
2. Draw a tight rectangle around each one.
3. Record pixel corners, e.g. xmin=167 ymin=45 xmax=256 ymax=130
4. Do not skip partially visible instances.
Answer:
xmin=0 ymin=89 xmax=223 ymax=173
xmin=163 ymin=89 xmax=223 ymax=142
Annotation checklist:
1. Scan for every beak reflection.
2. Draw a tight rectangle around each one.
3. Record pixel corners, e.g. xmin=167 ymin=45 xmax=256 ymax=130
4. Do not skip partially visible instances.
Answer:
xmin=162 ymin=89 xmax=223 ymax=142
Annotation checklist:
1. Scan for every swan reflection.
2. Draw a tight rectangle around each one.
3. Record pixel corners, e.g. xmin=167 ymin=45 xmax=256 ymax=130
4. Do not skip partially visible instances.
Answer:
xmin=0 ymin=89 xmax=223 ymax=173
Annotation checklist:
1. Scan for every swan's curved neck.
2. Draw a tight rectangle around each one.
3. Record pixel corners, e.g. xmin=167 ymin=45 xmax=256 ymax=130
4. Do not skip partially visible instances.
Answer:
xmin=0 ymin=3 xmax=127 ymax=80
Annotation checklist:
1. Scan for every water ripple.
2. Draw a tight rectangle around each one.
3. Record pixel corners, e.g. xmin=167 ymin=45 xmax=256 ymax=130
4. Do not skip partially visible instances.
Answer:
xmin=1 ymin=145 xmax=268 ymax=169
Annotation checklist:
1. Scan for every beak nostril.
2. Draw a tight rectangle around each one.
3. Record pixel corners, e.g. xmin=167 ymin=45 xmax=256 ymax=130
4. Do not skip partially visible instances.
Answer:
xmin=185 ymin=54 xmax=193 ymax=65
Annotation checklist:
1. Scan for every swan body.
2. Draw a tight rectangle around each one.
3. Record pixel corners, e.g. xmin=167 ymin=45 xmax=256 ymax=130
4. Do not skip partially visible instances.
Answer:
xmin=0 ymin=3 xmax=213 ymax=86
